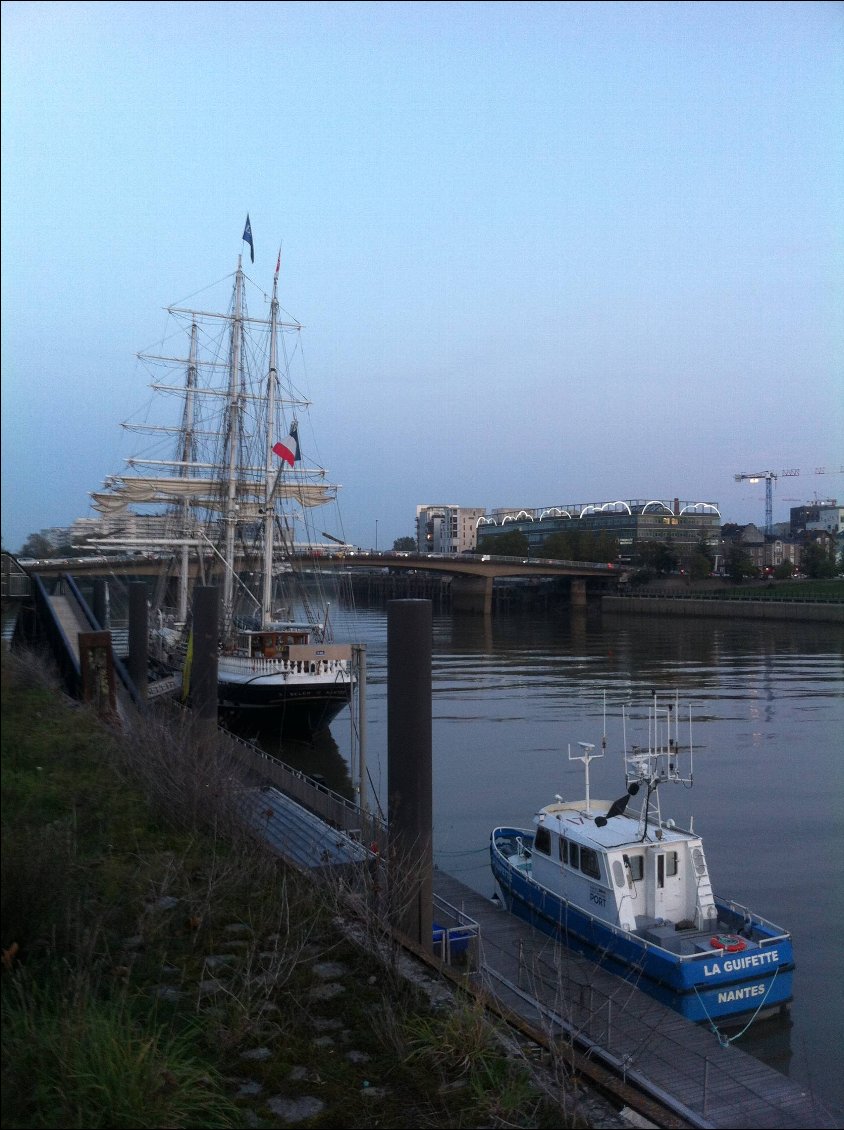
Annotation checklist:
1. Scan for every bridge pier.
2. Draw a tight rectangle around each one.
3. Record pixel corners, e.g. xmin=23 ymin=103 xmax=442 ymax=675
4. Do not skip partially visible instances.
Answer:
xmin=451 ymin=574 xmax=493 ymax=616
xmin=570 ymin=578 xmax=587 ymax=608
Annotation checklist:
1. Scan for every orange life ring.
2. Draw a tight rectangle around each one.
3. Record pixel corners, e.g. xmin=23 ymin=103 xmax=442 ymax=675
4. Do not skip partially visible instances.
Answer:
xmin=710 ymin=932 xmax=746 ymax=953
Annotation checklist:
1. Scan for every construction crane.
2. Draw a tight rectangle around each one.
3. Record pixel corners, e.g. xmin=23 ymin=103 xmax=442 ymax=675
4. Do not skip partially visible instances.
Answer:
xmin=734 ymin=465 xmax=843 ymax=535
xmin=735 ymin=471 xmax=777 ymax=536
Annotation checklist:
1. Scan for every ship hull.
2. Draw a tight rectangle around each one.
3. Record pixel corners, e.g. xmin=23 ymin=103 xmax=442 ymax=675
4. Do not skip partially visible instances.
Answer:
xmin=218 ymin=676 xmax=351 ymax=734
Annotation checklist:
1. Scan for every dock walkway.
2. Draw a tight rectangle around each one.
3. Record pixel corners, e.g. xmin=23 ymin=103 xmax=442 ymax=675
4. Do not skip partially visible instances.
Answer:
xmin=433 ymin=870 xmax=839 ymax=1130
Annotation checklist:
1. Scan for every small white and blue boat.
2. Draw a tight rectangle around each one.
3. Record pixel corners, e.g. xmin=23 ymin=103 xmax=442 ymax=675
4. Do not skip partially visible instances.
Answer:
xmin=490 ymin=694 xmax=794 ymax=1027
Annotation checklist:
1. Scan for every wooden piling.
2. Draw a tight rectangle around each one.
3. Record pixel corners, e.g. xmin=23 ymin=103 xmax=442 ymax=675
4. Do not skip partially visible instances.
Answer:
xmin=127 ymin=582 xmax=148 ymax=700
xmin=190 ymin=585 xmax=219 ymax=741
xmin=387 ymin=599 xmax=433 ymax=952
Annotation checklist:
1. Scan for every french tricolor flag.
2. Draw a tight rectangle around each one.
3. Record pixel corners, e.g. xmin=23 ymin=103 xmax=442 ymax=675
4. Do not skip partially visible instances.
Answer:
xmin=272 ymin=421 xmax=299 ymax=467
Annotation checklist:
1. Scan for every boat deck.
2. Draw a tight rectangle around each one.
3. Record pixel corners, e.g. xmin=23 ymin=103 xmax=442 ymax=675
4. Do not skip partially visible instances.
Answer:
xmin=434 ymin=869 xmax=840 ymax=1130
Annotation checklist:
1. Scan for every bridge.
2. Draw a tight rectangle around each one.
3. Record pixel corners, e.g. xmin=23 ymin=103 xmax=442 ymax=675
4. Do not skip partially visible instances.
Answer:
xmin=19 ymin=551 xmax=622 ymax=616
xmin=321 ymin=551 xmax=620 ymax=614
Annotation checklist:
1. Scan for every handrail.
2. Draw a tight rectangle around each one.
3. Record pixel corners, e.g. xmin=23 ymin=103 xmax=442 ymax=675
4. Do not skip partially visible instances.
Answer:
xmin=61 ymin=574 xmax=143 ymax=710
xmin=219 ymin=723 xmax=388 ymax=841
xmin=27 ymin=573 xmax=81 ymax=696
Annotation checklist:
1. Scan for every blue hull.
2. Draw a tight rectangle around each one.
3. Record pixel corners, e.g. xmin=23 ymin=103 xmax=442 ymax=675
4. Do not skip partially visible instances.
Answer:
xmin=491 ymin=830 xmax=793 ymax=1026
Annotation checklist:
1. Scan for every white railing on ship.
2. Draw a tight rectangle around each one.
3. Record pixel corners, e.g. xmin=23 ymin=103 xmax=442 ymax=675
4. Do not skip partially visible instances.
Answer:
xmin=220 ymin=654 xmax=350 ymax=677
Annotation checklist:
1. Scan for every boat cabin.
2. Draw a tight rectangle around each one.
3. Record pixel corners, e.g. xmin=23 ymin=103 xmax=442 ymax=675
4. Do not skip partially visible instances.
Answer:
xmin=529 ymin=801 xmax=718 ymax=934
xmin=240 ymin=628 xmax=311 ymax=660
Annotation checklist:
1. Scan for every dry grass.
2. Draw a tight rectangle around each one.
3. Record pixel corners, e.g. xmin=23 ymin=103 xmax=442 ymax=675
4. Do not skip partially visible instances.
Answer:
xmin=2 ymin=645 xmax=594 ymax=1128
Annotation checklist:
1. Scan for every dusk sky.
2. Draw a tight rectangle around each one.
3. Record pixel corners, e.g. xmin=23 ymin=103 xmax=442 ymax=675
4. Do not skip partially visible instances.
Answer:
xmin=2 ymin=1 xmax=842 ymax=553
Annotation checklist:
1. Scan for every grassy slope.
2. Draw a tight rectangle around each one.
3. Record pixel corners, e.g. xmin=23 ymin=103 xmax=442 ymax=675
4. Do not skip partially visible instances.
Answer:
xmin=1 ymin=648 xmax=592 ymax=1130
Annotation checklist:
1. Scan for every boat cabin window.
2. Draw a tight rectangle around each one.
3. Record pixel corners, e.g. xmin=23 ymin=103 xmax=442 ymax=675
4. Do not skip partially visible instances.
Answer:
xmin=560 ymin=845 xmax=583 ymax=867
xmin=623 ymin=853 xmax=644 ymax=881
xmin=580 ymin=847 xmax=601 ymax=880
xmin=612 ymin=860 xmax=625 ymax=887
xmin=534 ymin=825 xmax=551 ymax=855
xmin=560 ymin=837 xmax=601 ymax=879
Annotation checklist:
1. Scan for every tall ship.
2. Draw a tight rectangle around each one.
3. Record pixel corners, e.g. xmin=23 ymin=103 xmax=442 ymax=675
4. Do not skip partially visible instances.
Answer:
xmin=90 ymin=224 xmax=355 ymax=733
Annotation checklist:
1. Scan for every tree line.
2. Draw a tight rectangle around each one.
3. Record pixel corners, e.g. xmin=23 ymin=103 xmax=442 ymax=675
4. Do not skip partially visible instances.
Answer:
xmin=475 ymin=529 xmax=841 ymax=581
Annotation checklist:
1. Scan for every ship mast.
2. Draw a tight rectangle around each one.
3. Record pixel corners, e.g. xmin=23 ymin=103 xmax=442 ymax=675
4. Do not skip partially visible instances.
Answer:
xmin=178 ymin=321 xmax=198 ymax=623
xmin=260 ymin=258 xmax=281 ymax=625
xmin=222 ymin=257 xmax=245 ymax=630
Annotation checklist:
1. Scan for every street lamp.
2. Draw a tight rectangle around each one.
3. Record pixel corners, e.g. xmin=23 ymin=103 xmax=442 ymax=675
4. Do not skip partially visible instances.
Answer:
xmin=375 ymin=520 xmax=378 ymax=552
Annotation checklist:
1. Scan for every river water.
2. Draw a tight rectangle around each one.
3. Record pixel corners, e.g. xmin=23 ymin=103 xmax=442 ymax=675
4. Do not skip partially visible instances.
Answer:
xmin=251 ymin=599 xmax=844 ymax=1114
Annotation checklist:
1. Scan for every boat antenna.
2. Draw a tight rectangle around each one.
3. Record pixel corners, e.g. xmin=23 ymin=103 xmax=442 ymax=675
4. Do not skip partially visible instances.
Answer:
xmin=624 ymin=691 xmax=694 ymax=840
xmin=569 ymin=740 xmax=603 ymax=817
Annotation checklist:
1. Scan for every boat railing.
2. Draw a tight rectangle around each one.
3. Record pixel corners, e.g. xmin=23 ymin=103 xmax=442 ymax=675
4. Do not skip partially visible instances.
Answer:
xmin=222 ymin=654 xmax=351 ymax=677
xmin=716 ymin=897 xmax=791 ymax=944
xmin=498 ymin=850 xmax=788 ymax=965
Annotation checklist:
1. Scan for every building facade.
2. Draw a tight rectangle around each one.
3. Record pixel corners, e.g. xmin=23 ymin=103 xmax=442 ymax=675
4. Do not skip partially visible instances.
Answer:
xmin=789 ymin=500 xmax=839 ymax=536
xmin=415 ymin=505 xmax=486 ymax=554
xmin=806 ymin=505 xmax=843 ymax=537
xmin=719 ymin=523 xmax=804 ymax=572
xmin=475 ymin=498 xmax=721 ymax=563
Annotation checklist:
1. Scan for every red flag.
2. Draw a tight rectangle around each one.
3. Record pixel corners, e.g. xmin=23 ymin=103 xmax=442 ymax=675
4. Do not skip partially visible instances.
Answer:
xmin=273 ymin=435 xmax=296 ymax=466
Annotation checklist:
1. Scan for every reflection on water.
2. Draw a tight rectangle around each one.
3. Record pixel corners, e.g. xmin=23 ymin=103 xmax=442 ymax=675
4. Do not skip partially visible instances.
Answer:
xmin=322 ymin=601 xmax=843 ymax=1114
xmin=225 ymin=713 xmax=356 ymax=801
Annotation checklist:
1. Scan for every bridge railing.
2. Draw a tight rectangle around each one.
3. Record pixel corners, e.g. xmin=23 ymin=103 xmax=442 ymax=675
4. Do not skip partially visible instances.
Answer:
xmin=330 ymin=551 xmax=618 ymax=572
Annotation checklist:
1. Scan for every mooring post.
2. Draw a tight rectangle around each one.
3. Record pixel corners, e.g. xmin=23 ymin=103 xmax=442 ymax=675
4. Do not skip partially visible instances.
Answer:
xmin=127 ymin=582 xmax=148 ymax=700
xmin=78 ymin=631 xmax=117 ymax=720
xmin=387 ymin=599 xmax=433 ymax=952
xmin=352 ymin=643 xmax=368 ymax=817
xmin=191 ymin=585 xmax=219 ymax=741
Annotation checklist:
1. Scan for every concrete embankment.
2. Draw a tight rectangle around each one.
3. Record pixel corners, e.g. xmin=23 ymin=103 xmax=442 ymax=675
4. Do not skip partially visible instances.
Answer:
xmin=603 ymin=594 xmax=843 ymax=622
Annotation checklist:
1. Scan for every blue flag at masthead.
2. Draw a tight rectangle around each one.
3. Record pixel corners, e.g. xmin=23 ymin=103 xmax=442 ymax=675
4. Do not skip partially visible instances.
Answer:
xmin=242 ymin=215 xmax=254 ymax=263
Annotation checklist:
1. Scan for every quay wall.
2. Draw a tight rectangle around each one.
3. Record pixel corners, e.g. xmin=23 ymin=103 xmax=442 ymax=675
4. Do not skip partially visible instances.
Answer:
xmin=603 ymin=594 xmax=844 ymax=623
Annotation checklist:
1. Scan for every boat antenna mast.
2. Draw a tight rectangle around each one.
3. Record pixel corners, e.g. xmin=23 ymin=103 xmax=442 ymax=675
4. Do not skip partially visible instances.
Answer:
xmin=624 ymin=691 xmax=694 ymax=840
xmin=568 ymin=740 xmax=604 ymax=817
xmin=567 ymin=695 xmax=610 ymax=817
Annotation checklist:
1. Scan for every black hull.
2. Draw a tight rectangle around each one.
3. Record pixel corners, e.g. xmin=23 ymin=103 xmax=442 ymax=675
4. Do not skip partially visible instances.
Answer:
xmin=217 ymin=681 xmax=351 ymax=736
